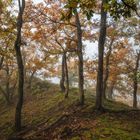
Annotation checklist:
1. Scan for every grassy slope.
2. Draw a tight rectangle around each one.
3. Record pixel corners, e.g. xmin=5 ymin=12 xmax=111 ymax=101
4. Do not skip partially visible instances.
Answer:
xmin=0 ymin=80 xmax=140 ymax=140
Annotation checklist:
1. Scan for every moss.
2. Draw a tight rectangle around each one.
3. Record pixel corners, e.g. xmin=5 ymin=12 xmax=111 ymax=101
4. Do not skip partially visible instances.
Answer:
xmin=94 ymin=116 xmax=140 ymax=140
xmin=104 ymin=99 xmax=130 ymax=111
xmin=0 ymin=82 xmax=140 ymax=140
xmin=82 ymin=131 xmax=93 ymax=139
xmin=71 ymin=136 xmax=81 ymax=140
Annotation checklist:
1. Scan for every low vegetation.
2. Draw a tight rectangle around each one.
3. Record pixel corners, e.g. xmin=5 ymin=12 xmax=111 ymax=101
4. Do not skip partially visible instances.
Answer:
xmin=0 ymin=80 xmax=140 ymax=140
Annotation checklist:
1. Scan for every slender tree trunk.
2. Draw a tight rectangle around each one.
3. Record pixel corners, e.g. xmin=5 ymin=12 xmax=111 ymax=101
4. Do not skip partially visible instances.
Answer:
xmin=60 ymin=53 xmax=66 ymax=93
xmin=108 ymin=82 xmax=115 ymax=100
xmin=14 ymin=0 xmax=25 ymax=131
xmin=133 ymin=52 xmax=140 ymax=109
xmin=64 ymin=52 xmax=69 ymax=98
xmin=95 ymin=0 xmax=107 ymax=110
xmin=0 ymin=55 xmax=8 ymax=104
xmin=6 ymin=79 xmax=10 ymax=103
xmin=103 ymin=39 xmax=114 ymax=99
xmin=10 ymin=79 xmax=17 ymax=101
xmin=0 ymin=63 xmax=11 ymax=105
xmin=23 ymin=53 xmax=27 ymax=83
xmin=0 ymin=85 xmax=10 ymax=105
xmin=5 ymin=65 xmax=10 ymax=105
xmin=75 ymin=12 xmax=84 ymax=105
xmin=28 ymin=71 xmax=36 ymax=90
xmin=0 ymin=56 xmax=4 ymax=70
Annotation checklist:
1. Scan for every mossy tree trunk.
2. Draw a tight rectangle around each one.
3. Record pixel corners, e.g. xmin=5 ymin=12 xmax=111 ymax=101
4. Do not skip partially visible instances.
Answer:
xmin=0 ymin=56 xmax=4 ymax=70
xmin=64 ymin=52 xmax=69 ymax=98
xmin=28 ymin=71 xmax=36 ymax=90
xmin=95 ymin=0 xmax=107 ymax=110
xmin=60 ymin=53 xmax=66 ymax=93
xmin=103 ymin=38 xmax=114 ymax=99
xmin=75 ymin=12 xmax=84 ymax=105
xmin=133 ymin=51 xmax=140 ymax=109
xmin=14 ymin=0 xmax=25 ymax=131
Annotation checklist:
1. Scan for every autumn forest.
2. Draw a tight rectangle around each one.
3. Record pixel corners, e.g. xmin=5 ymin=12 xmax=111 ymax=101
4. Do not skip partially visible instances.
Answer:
xmin=0 ymin=0 xmax=140 ymax=140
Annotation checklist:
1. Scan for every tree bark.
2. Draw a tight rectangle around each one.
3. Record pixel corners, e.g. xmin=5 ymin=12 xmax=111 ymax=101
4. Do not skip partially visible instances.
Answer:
xmin=75 ymin=12 xmax=84 ymax=105
xmin=0 ymin=85 xmax=10 ymax=105
xmin=5 ymin=64 xmax=10 ymax=105
xmin=64 ymin=52 xmax=69 ymax=98
xmin=10 ymin=79 xmax=17 ymax=101
xmin=108 ymin=82 xmax=115 ymax=100
xmin=133 ymin=52 xmax=140 ymax=109
xmin=28 ymin=71 xmax=36 ymax=90
xmin=95 ymin=0 xmax=107 ymax=110
xmin=0 ymin=56 xmax=4 ymax=70
xmin=103 ymin=39 xmax=114 ymax=99
xmin=60 ymin=53 xmax=66 ymax=93
xmin=0 ymin=63 xmax=12 ymax=105
xmin=14 ymin=0 xmax=25 ymax=131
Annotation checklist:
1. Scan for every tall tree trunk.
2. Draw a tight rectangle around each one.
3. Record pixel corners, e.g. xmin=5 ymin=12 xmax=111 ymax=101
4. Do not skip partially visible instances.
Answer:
xmin=0 ymin=55 xmax=8 ymax=104
xmin=103 ymin=39 xmax=114 ymax=99
xmin=10 ymin=79 xmax=17 ymax=101
xmin=5 ymin=64 xmax=10 ymax=105
xmin=0 ymin=85 xmax=10 ymax=105
xmin=108 ymin=82 xmax=115 ymax=100
xmin=133 ymin=52 xmax=140 ymax=109
xmin=95 ymin=0 xmax=107 ymax=110
xmin=60 ymin=53 xmax=66 ymax=93
xmin=28 ymin=71 xmax=36 ymax=90
xmin=23 ymin=52 xmax=27 ymax=82
xmin=75 ymin=12 xmax=84 ymax=105
xmin=0 ymin=63 xmax=11 ymax=105
xmin=0 ymin=56 xmax=4 ymax=70
xmin=64 ymin=52 xmax=69 ymax=98
xmin=14 ymin=0 xmax=25 ymax=131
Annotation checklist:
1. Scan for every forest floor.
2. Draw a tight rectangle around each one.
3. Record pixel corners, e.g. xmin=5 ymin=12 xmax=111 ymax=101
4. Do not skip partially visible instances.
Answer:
xmin=0 ymin=80 xmax=140 ymax=140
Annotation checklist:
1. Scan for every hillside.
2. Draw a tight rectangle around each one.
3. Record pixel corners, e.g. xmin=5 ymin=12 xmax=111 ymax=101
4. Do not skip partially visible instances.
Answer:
xmin=0 ymin=80 xmax=140 ymax=140
xmin=0 ymin=1 xmax=140 ymax=140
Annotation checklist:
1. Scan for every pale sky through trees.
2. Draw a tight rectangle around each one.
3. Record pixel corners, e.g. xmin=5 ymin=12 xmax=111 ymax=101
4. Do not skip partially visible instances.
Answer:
xmin=27 ymin=0 xmax=140 ymax=59
xmin=33 ymin=0 xmax=98 ymax=59
xmin=27 ymin=0 xmax=139 ymax=85
xmin=32 ymin=0 xmax=99 ymax=84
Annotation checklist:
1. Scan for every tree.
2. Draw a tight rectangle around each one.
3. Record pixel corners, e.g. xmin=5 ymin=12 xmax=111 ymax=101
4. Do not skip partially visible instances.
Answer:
xmin=103 ymin=23 xmax=120 ymax=100
xmin=0 ymin=55 xmax=17 ymax=105
xmin=0 ymin=56 xmax=4 ymax=69
xmin=95 ymin=0 xmax=138 ymax=110
xmin=107 ymin=40 xmax=131 ymax=99
xmin=133 ymin=51 xmax=140 ymax=108
xmin=25 ymin=0 xmax=94 ymax=102
xmin=75 ymin=11 xmax=85 ymax=105
xmin=62 ymin=0 xmax=96 ymax=104
xmin=14 ymin=0 xmax=25 ymax=131
xmin=60 ymin=53 xmax=66 ymax=93
xmin=103 ymin=38 xmax=114 ymax=100
xmin=95 ymin=0 xmax=107 ymax=110
xmin=0 ymin=1 xmax=17 ymax=105
xmin=63 ymin=52 xmax=69 ymax=98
